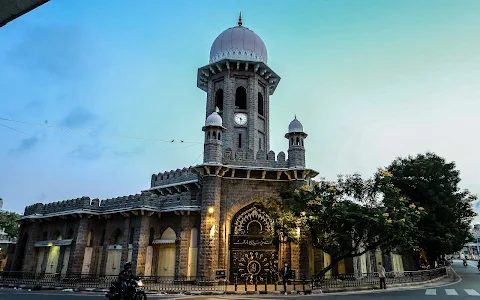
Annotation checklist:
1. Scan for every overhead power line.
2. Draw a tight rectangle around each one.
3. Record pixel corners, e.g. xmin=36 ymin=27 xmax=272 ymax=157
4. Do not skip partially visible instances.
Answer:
xmin=0 ymin=117 xmax=202 ymax=144
xmin=0 ymin=122 xmax=202 ymax=155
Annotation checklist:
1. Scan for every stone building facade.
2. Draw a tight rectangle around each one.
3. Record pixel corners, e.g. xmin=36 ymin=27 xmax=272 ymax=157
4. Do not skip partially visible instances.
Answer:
xmin=8 ymin=16 xmax=415 ymax=281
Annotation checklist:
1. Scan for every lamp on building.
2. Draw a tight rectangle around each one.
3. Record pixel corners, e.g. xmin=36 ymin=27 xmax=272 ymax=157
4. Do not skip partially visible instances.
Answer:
xmin=208 ymin=207 xmax=214 ymax=214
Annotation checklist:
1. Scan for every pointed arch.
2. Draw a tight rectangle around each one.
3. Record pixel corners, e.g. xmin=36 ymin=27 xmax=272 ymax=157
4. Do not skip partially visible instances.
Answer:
xmin=161 ymin=227 xmax=176 ymax=240
xmin=235 ymin=86 xmax=247 ymax=109
xmin=257 ymin=92 xmax=264 ymax=116
xmin=215 ymin=89 xmax=224 ymax=112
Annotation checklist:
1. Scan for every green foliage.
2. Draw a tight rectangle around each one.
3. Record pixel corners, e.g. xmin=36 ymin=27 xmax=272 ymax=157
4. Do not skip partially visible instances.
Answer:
xmin=386 ymin=152 xmax=477 ymax=264
xmin=264 ymin=172 xmax=424 ymax=275
xmin=0 ymin=211 xmax=20 ymax=238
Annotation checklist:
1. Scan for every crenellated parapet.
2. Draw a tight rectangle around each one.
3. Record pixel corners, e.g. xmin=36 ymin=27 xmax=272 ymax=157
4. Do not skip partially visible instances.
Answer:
xmin=150 ymin=167 xmax=198 ymax=188
xmin=223 ymin=148 xmax=289 ymax=168
xmin=24 ymin=203 xmax=45 ymax=216
xmin=24 ymin=197 xmax=96 ymax=216
xmin=22 ymin=188 xmax=202 ymax=219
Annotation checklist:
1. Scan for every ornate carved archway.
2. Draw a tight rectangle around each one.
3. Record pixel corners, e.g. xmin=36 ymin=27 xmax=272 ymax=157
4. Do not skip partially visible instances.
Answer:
xmin=230 ymin=203 xmax=278 ymax=283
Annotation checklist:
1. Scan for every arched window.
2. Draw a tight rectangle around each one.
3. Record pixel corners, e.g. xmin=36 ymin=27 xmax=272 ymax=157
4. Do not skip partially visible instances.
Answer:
xmin=238 ymin=133 xmax=242 ymax=148
xmin=149 ymin=228 xmax=155 ymax=246
xmin=207 ymin=132 xmax=210 ymax=140
xmin=258 ymin=92 xmax=264 ymax=116
xmin=301 ymin=139 xmax=304 ymax=146
xmin=66 ymin=228 xmax=74 ymax=239
xmin=53 ymin=230 xmax=62 ymax=240
xmin=235 ymin=87 xmax=247 ymax=109
xmin=296 ymin=137 xmax=300 ymax=145
xmin=100 ymin=229 xmax=106 ymax=245
xmin=213 ymin=131 xmax=217 ymax=139
xmin=218 ymin=132 xmax=221 ymax=140
xmin=112 ymin=228 xmax=123 ymax=245
xmin=87 ymin=230 xmax=93 ymax=247
xmin=291 ymin=138 xmax=293 ymax=146
xmin=215 ymin=89 xmax=224 ymax=112
xmin=129 ymin=227 xmax=135 ymax=245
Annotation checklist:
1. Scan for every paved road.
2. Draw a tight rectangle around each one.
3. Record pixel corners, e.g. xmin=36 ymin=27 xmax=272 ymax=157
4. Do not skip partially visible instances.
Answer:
xmin=0 ymin=260 xmax=478 ymax=299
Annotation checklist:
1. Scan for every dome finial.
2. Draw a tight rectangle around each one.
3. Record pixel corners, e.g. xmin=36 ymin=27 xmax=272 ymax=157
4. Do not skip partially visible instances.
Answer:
xmin=238 ymin=11 xmax=242 ymax=26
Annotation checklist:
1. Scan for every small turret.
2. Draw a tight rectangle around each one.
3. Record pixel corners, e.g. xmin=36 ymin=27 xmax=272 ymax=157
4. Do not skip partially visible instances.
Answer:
xmin=285 ymin=116 xmax=307 ymax=168
xmin=203 ymin=112 xmax=226 ymax=164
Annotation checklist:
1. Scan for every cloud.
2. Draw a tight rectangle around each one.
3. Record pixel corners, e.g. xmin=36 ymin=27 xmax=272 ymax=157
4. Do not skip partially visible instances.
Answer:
xmin=9 ymin=135 xmax=41 ymax=154
xmin=60 ymin=107 xmax=97 ymax=128
xmin=68 ymin=145 xmax=102 ymax=160
xmin=7 ymin=25 xmax=90 ymax=80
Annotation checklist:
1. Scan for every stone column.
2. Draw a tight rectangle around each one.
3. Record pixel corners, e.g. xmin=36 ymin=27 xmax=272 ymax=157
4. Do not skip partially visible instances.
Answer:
xmin=120 ymin=217 xmax=131 ymax=266
xmin=68 ymin=217 xmax=89 ymax=273
xmin=99 ymin=220 xmax=112 ymax=275
xmin=132 ymin=215 xmax=150 ymax=275
xmin=298 ymin=237 xmax=311 ymax=278
xmin=21 ymin=223 xmax=41 ymax=272
xmin=197 ymin=176 xmax=221 ymax=279
xmin=291 ymin=242 xmax=300 ymax=279
xmin=177 ymin=216 xmax=192 ymax=276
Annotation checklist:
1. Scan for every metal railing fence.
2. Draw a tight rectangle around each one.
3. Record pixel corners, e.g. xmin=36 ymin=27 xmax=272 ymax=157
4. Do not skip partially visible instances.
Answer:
xmin=0 ymin=267 xmax=447 ymax=293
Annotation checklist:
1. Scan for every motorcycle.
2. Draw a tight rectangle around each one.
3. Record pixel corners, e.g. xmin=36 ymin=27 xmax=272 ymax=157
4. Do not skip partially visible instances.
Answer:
xmin=463 ymin=260 xmax=468 ymax=267
xmin=106 ymin=276 xmax=147 ymax=300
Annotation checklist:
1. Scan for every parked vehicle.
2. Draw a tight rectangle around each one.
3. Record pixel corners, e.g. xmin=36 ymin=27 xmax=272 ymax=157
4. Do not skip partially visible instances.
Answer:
xmin=106 ymin=276 xmax=146 ymax=300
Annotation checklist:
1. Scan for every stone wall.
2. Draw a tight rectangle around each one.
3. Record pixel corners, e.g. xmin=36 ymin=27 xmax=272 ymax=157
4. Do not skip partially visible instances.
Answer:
xmin=223 ymin=148 xmax=289 ymax=168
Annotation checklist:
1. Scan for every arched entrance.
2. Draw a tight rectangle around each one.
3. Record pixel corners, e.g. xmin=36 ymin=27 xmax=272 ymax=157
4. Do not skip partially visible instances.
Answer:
xmin=230 ymin=204 xmax=278 ymax=283
xmin=156 ymin=227 xmax=176 ymax=277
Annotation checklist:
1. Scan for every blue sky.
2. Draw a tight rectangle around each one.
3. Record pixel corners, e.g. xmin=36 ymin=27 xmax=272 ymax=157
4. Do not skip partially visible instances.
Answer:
xmin=1 ymin=0 xmax=480 ymax=220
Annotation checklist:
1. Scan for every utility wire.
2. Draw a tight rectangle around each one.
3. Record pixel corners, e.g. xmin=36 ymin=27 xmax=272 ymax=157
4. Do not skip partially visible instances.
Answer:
xmin=191 ymin=150 xmax=204 ymax=166
xmin=1 ymin=122 xmax=202 ymax=154
xmin=0 ymin=117 xmax=202 ymax=144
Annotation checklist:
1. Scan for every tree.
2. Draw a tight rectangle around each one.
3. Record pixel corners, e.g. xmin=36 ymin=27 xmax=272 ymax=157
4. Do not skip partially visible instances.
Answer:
xmin=0 ymin=211 xmax=20 ymax=238
xmin=264 ymin=172 xmax=425 ymax=276
xmin=386 ymin=152 xmax=477 ymax=267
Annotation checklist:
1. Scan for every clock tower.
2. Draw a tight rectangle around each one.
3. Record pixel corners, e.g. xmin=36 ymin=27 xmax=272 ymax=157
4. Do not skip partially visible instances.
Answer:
xmin=197 ymin=14 xmax=281 ymax=156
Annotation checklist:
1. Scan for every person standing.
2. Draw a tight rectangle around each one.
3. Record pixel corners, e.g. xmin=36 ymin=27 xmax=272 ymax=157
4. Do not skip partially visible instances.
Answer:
xmin=280 ymin=262 xmax=289 ymax=294
xmin=377 ymin=262 xmax=386 ymax=289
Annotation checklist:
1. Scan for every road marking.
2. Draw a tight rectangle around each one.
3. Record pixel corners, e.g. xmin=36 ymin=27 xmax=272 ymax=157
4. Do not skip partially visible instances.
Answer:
xmin=465 ymin=289 xmax=480 ymax=296
xmin=426 ymin=289 xmax=437 ymax=295
xmin=446 ymin=289 xmax=458 ymax=295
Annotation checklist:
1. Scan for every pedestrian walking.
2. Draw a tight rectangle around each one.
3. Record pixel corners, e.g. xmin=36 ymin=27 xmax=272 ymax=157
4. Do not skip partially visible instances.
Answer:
xmin=377 ymin=262 xmax=386 ymax=289
xmin=279 ymin=262 xmax=290 ymax=295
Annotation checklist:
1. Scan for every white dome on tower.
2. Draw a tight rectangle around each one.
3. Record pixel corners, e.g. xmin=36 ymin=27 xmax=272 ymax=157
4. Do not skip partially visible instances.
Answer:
xmin=205 ymin=112 xmax=223 ymax=127
xmin=209 ymin=13 xmax=268 ymax=64
xmin=288 ymin=116 xmax=304 ymax=133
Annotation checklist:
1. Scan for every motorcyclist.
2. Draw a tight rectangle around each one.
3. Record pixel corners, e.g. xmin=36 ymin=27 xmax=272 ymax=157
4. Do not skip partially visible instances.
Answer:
xmin=463 ymin=258 xmax=468 ymax=267
xmin=477 ymin=260 xmax=480 ymax=270
xmin=118 ymin=262 xmax=135 ymax=297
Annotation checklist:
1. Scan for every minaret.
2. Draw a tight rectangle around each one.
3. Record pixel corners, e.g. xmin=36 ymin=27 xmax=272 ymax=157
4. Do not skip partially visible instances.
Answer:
xmin=203 ymin=112 xmax=225 ymax=164
xmin=285 ymin=116 xmax=307 ymax=168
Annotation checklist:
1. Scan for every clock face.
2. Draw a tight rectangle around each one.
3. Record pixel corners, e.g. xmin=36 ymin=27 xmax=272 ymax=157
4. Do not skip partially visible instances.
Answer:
xmin=234 ymin=113 xmax=248 ymax=125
